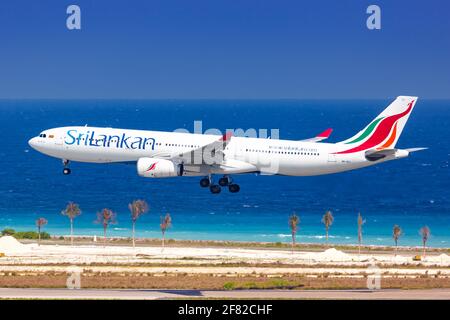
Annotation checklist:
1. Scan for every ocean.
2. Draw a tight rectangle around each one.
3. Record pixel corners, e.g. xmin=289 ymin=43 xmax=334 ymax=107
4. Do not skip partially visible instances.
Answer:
xmin=0 ymin=99 xmax=449 ymax=247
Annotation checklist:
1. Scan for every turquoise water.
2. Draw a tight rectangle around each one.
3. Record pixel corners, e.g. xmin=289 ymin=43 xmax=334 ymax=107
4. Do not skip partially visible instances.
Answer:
xmin=0 ymin=100 xmax=449 ymax=247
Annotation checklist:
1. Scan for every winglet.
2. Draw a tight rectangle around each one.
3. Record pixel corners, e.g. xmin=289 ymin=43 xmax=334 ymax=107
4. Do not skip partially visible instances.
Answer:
xmin=299 ymin=128 xmax=333 ymax=143
xmin=221 ymin=131 xmax=233 ymax=142
xmin=317 ymin=128 xmax=333 ymax=138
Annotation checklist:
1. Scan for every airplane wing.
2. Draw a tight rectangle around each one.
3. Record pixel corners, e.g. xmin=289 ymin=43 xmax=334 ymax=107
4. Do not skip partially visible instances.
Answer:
xmin=300 ymin=128 xmax=333 ymax=143
xmin=153 ymin=132 xmax=233 ymax=165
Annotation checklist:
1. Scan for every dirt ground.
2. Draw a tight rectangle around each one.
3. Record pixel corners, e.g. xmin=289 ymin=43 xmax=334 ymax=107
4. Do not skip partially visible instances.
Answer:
xmin=0 ymin=272 xmax=449 ymax=290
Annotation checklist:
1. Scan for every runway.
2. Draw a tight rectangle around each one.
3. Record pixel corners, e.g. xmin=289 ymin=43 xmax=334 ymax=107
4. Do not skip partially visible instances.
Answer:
xmin=0 ymin=288 xmax=449 ymax=300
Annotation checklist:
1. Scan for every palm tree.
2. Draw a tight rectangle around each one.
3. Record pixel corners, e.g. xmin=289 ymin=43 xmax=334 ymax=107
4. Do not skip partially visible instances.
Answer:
xmin=128 ymin=199 xmax=149 ymax=248
xmin=393 ymin=224 xmax=402 ymax=253
xmin=160 ymin=213 xmax=172 ymax=250
xmin=95 ymin=208 xmax=117 ymax=244
xmin=35 ymin=217 xmax=48 ymax=246
xmin=321 ymin=210 xmax=334 ymax=244
xmin=419 ymin=226 xmax=430 ymax=258
xmin=288 ymin=213 xmax=300 ymax=253
xmin=61 ymin=202 xmax=81 ymax=246
xmin=357 ymin=212 xmax=366 ymax=255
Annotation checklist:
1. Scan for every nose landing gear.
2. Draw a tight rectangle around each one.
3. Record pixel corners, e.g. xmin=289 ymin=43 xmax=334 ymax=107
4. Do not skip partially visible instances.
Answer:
xmin=62 ymin=159 xmax=71 ymax=175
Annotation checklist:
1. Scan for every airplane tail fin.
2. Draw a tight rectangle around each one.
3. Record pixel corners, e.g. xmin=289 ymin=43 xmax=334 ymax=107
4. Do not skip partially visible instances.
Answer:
xmin=335 ymin=96 xmax=418 ymax=154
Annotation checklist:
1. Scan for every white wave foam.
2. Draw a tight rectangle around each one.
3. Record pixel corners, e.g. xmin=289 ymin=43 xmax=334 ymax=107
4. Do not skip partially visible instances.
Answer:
xmin=277 ymin=234 xmax=291 ymax=238
xmin=276 ymin=234 xmax=340 ymax=239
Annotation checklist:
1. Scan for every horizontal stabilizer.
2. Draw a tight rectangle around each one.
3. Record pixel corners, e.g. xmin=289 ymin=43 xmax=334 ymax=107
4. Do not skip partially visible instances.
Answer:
xmin=405 ymin=147 xmax=428 ymax=153
xmin=365 ymin=147 xmax=426 ymax=162
xmin=365 ymin=148 xmax=397 ymax=161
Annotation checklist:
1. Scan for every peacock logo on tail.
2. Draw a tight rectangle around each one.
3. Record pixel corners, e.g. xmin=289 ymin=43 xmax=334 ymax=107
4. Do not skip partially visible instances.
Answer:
xmin=335 ymin=100 xmax=415 ymax=154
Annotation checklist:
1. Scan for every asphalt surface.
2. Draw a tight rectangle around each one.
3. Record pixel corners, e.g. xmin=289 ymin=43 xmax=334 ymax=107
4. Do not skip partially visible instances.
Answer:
xmin=0 ymin=288 xmax=449 ymax=299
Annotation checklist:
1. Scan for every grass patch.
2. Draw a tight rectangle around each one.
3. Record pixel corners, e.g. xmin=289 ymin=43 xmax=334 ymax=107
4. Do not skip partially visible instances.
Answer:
xmin=223 ymin=278 xmax=304 ymax=290
xmin=0 ymin=273 xmax=448 ymax=290
xmin=1 ymin=229 xmax=50 ymax=240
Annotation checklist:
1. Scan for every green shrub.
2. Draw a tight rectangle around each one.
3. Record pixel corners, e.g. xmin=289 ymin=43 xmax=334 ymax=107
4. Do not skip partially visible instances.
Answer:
xmin=14 ymin=231 xmax=38 ymax=239
xmin=40 ymin=232 xmax=51 ymax=240
xmin=223 ymin=282 xmax=236 ymax=290
xmin=1 ymin=228 xmax=16 ymax=236
xmin=13 ymin=231 xmax=51 ymax=240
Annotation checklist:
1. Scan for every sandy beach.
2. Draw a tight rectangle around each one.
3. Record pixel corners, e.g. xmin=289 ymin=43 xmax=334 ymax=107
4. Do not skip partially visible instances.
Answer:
xmin=0 ymin=235 xmax=449 ymax=295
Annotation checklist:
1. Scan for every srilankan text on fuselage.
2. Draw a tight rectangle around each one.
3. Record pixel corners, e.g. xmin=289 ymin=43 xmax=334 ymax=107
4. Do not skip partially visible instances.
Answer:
xmin=64 ymin=129 xmax=156 ymax=150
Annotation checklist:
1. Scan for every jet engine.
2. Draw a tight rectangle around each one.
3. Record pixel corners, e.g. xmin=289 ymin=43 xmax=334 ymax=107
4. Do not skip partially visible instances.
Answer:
xmin=137 ymin=158 xmax=184 ymax=178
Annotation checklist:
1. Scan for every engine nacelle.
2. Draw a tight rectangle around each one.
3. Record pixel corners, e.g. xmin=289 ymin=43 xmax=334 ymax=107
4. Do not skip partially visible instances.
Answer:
xmin=137 ymin=158 xmax=183 ymax=178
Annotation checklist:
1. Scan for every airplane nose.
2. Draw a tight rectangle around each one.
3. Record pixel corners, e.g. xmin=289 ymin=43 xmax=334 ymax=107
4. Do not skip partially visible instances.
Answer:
xmin=28 ymin=137 xmax=38 ymax=149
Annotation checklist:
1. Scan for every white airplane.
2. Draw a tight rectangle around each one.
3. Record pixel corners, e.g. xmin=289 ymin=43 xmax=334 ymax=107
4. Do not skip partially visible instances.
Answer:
xmin=29 ymin=96 xmax=425 ymax=194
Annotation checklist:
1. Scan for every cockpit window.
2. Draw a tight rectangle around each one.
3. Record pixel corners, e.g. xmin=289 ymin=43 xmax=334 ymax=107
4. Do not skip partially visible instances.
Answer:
xmin=39 ymin=134 xmax=47 ymax=138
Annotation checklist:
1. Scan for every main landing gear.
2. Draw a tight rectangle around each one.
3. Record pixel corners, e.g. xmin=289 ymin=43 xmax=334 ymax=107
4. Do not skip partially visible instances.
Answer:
xmin=62 ymin=159 xmax=71 ymax=175
xmin=200 ymin=175 xmax=240 ymax=194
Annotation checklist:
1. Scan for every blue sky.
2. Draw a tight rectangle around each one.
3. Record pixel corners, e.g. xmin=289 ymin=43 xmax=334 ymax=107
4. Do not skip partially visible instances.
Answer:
xmin=0 ymin=0 xmax=449 ymax=99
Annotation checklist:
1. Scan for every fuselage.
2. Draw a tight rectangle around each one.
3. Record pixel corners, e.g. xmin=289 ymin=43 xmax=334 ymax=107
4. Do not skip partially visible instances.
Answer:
xmin=27 ymin=96 xmax=421 ymax=194
xmin=28 ymin=126 xmax=385 ymax=177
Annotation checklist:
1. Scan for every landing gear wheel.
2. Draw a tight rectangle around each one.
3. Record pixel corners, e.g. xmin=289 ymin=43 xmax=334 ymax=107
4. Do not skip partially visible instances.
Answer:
xmin=200 ymin=178 xmax=210 ymax=188
xmin=62 ymin=159 xmax=71 ymax=175
xmin=209 ymin=184 xmax=221 ymax=194
xmin=218 ymin=176 xmax=231 ymax=187
xmin=228 ymin=184 xmax=240 ymax=193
